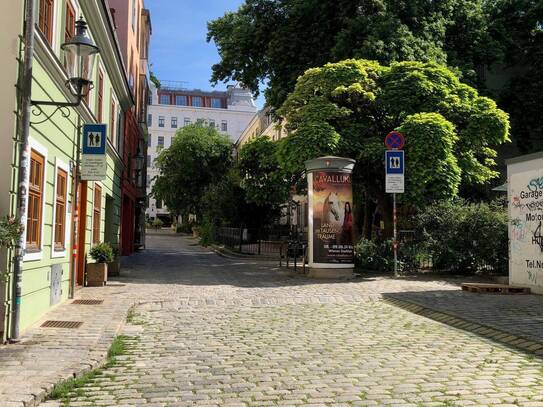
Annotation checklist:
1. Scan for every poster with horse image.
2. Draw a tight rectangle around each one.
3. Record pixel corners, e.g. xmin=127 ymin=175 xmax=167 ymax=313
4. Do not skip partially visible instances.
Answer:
xmin=312 ymin=171 xmax=354 ymax=264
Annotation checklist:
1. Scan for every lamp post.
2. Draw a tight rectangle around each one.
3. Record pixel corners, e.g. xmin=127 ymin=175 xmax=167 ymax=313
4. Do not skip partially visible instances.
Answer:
xmin=12 ymin=16 xmax=99 ymax=341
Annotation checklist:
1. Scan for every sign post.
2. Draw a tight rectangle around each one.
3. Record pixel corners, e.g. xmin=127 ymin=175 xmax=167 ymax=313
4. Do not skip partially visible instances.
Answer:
xmin=81 ymin=124 xmax=107 ymax=181
xmin=385 ymin=131 xmax=405 ymax=276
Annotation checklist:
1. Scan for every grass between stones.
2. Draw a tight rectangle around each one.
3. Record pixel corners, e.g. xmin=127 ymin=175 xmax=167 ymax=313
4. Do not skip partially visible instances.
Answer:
xmin=46 ymin=334 xmax=129 ymax=404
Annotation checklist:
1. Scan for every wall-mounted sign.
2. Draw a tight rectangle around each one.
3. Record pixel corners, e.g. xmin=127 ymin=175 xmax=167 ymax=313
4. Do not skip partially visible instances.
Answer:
xmin=81 ymin=124 xmax=107 ymax=181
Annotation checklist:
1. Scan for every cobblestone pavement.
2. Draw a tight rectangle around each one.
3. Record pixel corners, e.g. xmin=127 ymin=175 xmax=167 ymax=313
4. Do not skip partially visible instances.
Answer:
xmin=37 ymin=232 xmax=543 ymax=407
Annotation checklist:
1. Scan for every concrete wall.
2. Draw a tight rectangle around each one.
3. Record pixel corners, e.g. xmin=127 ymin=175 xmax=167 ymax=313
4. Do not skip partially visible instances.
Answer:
xmin=508 ymin=152 xmax=543 ymax=294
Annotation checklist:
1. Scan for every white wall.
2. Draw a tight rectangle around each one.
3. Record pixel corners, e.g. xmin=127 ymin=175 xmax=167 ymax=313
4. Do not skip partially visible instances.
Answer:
xmin=508 ymin=153 xmax=543 ymax=294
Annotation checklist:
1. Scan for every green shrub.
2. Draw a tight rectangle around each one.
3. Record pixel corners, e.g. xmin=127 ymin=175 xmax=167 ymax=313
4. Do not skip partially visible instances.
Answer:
xmin=414 ymin=199 xmax=508 ymax=274
xmin=152 ymin=218 xmax=164 ymax=229
xmin=355 ymin=238 xmax=393 ymax=272
xmin=0 ymin=216 xmax=23 ymax=248
xmin=89 ymin=242 xmax=114 ymax=263
xmin=176 ymin=220 xmax=195 ymax=234
xmin=198 ymin=221 xmax=215 ymax=246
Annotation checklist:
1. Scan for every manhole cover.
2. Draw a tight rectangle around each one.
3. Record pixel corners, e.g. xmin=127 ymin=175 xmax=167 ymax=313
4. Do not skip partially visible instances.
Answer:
xmin=72 ymin=299 xmax=104 ymax=305
xmin=41 ymin=320 xmax=83 ymax=329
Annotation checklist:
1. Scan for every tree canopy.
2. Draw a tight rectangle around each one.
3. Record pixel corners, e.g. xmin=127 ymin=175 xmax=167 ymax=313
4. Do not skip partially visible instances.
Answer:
xmin=152 ymin=124 xmax=232 ymax=217
xmin=277 ymin=59 xmax=510 ymax=233
xmin=238 ymin=136 xmax=291 ymax=208
xmin=207 ymin=0 xmax=495 ymax=109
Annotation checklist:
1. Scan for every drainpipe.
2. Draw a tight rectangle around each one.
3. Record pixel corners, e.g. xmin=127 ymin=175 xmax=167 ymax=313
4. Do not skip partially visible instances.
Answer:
xmin=11 ymin=0 xmax=35 ymax=341
xmin=69 ymin=116 xmax=82 ymax=299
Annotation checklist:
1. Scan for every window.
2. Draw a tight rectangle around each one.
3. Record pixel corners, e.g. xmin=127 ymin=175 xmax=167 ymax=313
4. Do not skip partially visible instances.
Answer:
xmin=156 ymin=200 xmax=162 ymax=209
xmin=65 ymin=1 xmax=76 ymax=41
xmin=97 ymin=70 xmax=104 ymax=122
xmin=221 ymin=120 xmax=227 ymax=132
xmin=157 ymin=136 xmax=164 ymax=147
xmin=38 ymin=0 xmax=54 ymax=45
xmin=148 ymin=134 xmax=151 ymax=146
xmin=192 ymin=96 xmax=202 ymax=107
xmin=27 ymin=150 xmax=45 ymax=250
xmin=209 ymin=120 xmax=215 ymax=128
xmin=147 ymin=155 xmax=151 ymax=167
xmin=158 ymin=116 xmax=165 ymax=127
xmin=54 ymin=168 xmax=67 ymax=250
xmin=148 ymin=93 xmax=152 ymax=105
xmin=184 ymin=118 xmax=191 ymax=126
xmin=92 ymin=185 xmax=102 ymax=244
xmin=159 ymin=94 xmax=170 ymax=105
xmin=147 ymin=113 xmax=152 ymax=126
xmin=211 ymin=98 xmax=221 ymax=108
xmin=175 ymin=95 xmax=187 ymax=106
xmin=109 ymin=97 xmax=116 ymax=143
xmin=171 ymin=117 xmax=177 ymax=128
xmin=196 ymin=118 xmax=204 ymax=125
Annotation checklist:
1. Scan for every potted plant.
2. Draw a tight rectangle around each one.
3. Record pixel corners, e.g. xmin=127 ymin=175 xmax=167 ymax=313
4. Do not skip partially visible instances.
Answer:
xmin=0 ymin=216 xmax=23 ymax=283
xmin=87 ymin=242 xmax=114 ymax=286
xmin=107 ymin=246 xmax=121 ymax=277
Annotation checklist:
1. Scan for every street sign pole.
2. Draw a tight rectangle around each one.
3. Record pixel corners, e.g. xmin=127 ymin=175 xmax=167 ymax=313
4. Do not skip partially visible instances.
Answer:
xmin=393 ymin=192 xmax=398 ymax=277
xmin=384 ymin=131 xmax=405 ymax=277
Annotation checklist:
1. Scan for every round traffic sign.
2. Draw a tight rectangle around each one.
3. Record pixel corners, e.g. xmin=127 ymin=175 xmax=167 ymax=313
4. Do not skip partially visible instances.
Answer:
xmin=385 ymin=131 xmax=405 ymax=150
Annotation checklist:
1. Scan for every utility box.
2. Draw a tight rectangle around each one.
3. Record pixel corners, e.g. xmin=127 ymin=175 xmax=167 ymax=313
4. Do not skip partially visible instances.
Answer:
xmin=50 ymin=264 xmax=63 ymax=306
xmin=507 ymin=151 xmax=543 ymax=294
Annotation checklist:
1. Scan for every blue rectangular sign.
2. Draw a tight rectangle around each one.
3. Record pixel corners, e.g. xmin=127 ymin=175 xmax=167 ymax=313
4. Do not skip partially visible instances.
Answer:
xmin=82 ymin=124 xmax=107 ymax=155
xmin=385 ymin=150 xmax=404 ymax=175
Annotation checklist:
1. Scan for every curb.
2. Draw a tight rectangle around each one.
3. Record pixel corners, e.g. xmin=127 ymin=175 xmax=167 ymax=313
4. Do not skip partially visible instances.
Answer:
xmin=33 ymin=304 xmax=134 ymax=407
xmin=383 ymin=296 xmax=543 ymax=356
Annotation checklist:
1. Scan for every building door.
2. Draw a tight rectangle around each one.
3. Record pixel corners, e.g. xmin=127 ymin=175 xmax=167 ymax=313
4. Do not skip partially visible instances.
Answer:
xmin=104 ymin=195 xmax=116 ymax=247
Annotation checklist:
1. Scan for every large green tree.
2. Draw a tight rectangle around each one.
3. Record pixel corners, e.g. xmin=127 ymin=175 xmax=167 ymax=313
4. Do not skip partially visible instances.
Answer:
xmin=152 ymin=124 xmax=232 ymax=218
xmin=207 ymin=0 xmax=495 ymax=109
xmin=277 ymin=59 xmax=509 ymax=236
xmin=488 ymin=0 xmax=543 ymax=152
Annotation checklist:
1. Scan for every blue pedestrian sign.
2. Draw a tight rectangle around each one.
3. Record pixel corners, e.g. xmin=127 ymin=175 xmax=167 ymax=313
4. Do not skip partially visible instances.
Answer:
xmin=81 ymin=124 xmax=107 ymax=181
xmin=386 ymin=150 xmax=404 ymax=175
xmin=82 ymin=124 xmax=107 ymax=155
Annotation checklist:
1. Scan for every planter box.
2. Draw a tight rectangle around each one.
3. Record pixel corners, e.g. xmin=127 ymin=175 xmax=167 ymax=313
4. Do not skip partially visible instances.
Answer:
xmin=86 ymin=262 xmax=108 ymax=287
xmin=107 ymin=258 xmax=121 ymax=277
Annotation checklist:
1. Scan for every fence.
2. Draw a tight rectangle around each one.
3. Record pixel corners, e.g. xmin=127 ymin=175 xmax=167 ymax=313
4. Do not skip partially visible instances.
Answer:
xmin=214 ymin=226 xmax=296 ymax=256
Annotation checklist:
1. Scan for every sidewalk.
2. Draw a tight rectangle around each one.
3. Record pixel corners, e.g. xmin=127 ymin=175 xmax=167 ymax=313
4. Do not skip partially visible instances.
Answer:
xmin=0 ymin=283 xmax=135 ymax=407
xmin=383 ymin=288 xmax=543 ymax=355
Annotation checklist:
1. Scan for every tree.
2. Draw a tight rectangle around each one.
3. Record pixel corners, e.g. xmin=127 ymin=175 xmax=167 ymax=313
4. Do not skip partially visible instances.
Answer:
xmin=277 ymin=59 xmax=509 ymax=236
xmin=488 ymin=0 xmax=543 ymax=152
xmin=152 ymin=124 xmax=232 ymax=218
xmin=238 ymin=136 xmax=291 ymax=207
xmin=207 ymin=0 xmax=495 ymax=109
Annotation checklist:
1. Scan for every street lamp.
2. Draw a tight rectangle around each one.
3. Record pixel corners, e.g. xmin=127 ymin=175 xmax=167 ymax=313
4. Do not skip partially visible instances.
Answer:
xmin=62 ymin=18 xmax=100 ymax=100
xmin=32 ymin=18 xmax=99 ymax=113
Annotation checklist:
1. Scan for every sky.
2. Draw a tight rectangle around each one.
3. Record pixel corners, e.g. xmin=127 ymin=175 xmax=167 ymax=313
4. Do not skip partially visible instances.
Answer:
xmin=146 ymin=0 xmax=265 ymax=108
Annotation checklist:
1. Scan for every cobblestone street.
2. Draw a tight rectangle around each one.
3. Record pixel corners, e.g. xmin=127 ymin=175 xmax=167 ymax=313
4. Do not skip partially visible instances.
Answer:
xmin=39 ymin=232 xmax=543 ymax=407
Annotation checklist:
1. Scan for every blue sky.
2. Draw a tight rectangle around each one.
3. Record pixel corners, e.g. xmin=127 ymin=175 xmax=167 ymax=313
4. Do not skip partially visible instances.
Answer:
xmin=146 ymin=0 xmax=264 ymax=107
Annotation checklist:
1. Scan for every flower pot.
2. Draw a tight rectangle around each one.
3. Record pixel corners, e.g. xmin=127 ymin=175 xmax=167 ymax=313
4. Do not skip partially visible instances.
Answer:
xmin=107 ymin=257 xmax=121 ymax=277
xmin=86 ymin=262 xmax=108 ymax=287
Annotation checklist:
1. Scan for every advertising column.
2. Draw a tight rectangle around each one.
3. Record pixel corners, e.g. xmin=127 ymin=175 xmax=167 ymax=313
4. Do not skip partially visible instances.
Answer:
xmin=305 ymin=156 xmax=356 ymax=278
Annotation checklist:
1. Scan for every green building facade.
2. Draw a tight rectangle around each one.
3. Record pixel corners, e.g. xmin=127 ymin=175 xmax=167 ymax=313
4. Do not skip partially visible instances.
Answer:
xmin=1 ymin=0 xmax=134 ymax=342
